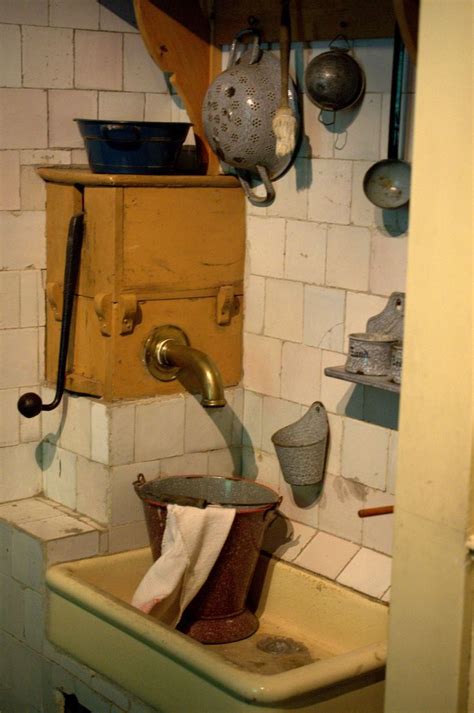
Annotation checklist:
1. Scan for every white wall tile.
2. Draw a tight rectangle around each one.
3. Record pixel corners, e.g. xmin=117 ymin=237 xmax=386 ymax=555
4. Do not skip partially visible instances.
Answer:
xmin=242 ymin=389 xmax=263 ymax=449
xmin=0 ymin=328 xmax=38 ymax=387
xmin=370 ymin=231 xmax=408 ymax=296
xmin=361 ymin=487 xmax=394 ymax=556
xmin=252 ymin=449 xmax=281 ymax=493
xmin=0 ymin=150 xmax=20 ymax=209
xmin=350 ymin=160 xmax=376 ymax=227
xmin=76 ymin=458 xmax=110 ymax=523
xmin=0 ymin=1 xmax=48 ymax=25
xmin=46 ymin=529 xmax=99 ymax=566
xmin=22 ymin=27 xmax=73 ymax=88
xmin=98 ymin=91 xmax=145 ymax=121
xmin=281 ymin=342 xmax=321 ymax=406
xmin=71 ymin=148 xmax=88 ymax=164
xmin=0 ymin=388 xmax=19 ymax=446
xmin=0 ymin=442 xmax=42 ymax=503
xmin=267 ymin=158 xmax=308 ymax=220
xmin=57 ymin=395 xmax=91 ymax=459
xmin=326 ymin=225 xmax=371 ymax=291
xmin=341 ymin=418 xmax=389 ymax=490
xmin=184 ymin=395 xmax=234 ymax=453
xmin=90 ymin=401 xmax=109 ymax=465
xmin=42 ymin=443 xmax=77 ymax=510
xmin=75 ymin=30 xmax=123 ymax=91
xmin=354 ymin=40 xmax=393 ymax=93
xmin=0 ymin=271 xmax=20 ymax=327
xmin=160 ymin=452 xmax=207 ymax=478
xmin=261 ymin=396 xmax=302 ymax=454
xmin=135 ymin=396 xmax=185 ymax=461
xmin=20 ymin=164 xmax=45 ymax=210
xmin=110 ymin=460 xmax=160 ymax=526
xmin=303 ymin=285 xmax=345 ymax=351
xmin=20 ymin=149 xmax=71 ymax=165
xmin=0 ymin=211 xmax=45 ymax=269
xmin=21 ymin=512 xmax=94 ymax=540
xmin=0 ymin=572 xmax=25 ymax=639
xmin=336 ymin=547 xmax=391 ymax=598
xmin=24 ymin=587 xmax=44 ymax=652
xmin=20 ymin=270 xmax=43 ymax=326
xmin=50 ymin=0 xmax=99 ymax=29
xmin=244 ymin=274 xmax=265 ymax=334
xmin=208 ymin=448 xmax=240 ymax=476
xmin=264 ymin=278 xmax=303 ymax=342
xmin=320 ymin=349 xmax=361 ymax=414
xmin=48 ymin=89 xmax=97 ymax=148
xmin=0 ymin=497 xmax=59 ymax=524
xmin=387 ymin=430 xmax=398 ymax=495
xmin=284 ymin=219 xmax=326 ymax=285
xmin=124 ymin=34 xmax=168 ymax=93
xmin=0 ymin=24 xmax=21 ymax=87
xmin=109 ymin=402 xmax=135 ymax=466
xmin=107 ymin=520 xmax=149 ymax=554
xmin=326 ymin=412 xmax=343 ymax=476
xmin=318 ymin=471 xmax=365 ymax=543
xmin=144 ymin=93 xmax=173 ymax=122
xmin=243 ymin=333 xmax=281 ymax=397
xmin=294 ymin=531 xmax=359 ymax=579
xmin=307 ymin=159 xmax=352 ymax=224
xmin=344 ymin=291 xmax=387 ymax=351
xmin=0 ymin=89 xmax=47 ymax=148
xmin=11 ymin=529 xmax=43 ymax=590
xmin=301 ymin=95 xmax=334 ymax=159
xmin=247 ymin=216 xmax=285 ymax=277
xmin=334 ymin=94 xmax=382 ymax=161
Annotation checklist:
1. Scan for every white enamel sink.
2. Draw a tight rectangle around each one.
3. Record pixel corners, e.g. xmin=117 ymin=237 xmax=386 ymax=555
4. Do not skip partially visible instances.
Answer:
xmin=46 ymin=548 xmax=388 ymax=713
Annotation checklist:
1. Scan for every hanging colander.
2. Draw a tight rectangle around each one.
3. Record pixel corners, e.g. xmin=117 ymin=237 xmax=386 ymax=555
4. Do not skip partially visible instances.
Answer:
xmin=202 ymin=29 xmax=300 ymax=207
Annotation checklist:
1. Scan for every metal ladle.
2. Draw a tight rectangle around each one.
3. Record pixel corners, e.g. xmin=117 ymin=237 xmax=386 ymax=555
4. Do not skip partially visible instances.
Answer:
xmin=363 ymin=25 xmax=411 ymax=209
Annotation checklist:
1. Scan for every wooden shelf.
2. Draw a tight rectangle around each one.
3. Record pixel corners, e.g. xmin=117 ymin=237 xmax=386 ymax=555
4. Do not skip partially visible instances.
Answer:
xmin=324 ymin=366 xmax=400 ymax=394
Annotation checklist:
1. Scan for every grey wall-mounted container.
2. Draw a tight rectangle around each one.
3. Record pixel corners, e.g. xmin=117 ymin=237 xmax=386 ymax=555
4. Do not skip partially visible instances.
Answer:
xmin=271 ymin=402 xmax=329 ymax=486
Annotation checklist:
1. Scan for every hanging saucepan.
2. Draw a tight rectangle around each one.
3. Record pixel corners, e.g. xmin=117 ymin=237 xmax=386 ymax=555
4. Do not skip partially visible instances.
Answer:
xmin=202 ymin=29 xmax=300 ymax=207
xmin=304 ymin=35 xmax=365 ymax=120
xmin=363 ymin=25 xmax=411 ymax=209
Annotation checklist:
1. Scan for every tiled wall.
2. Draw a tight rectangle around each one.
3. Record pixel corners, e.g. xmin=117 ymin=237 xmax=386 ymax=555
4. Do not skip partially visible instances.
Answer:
xmin=240 ymin=39 xmax=413 ymax=589
xmin=1 ymin=5 xmax=412 ymax=709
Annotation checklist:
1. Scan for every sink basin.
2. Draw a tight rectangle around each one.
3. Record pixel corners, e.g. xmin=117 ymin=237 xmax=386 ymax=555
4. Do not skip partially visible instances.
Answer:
xmin=46 ymin=548 xmax=388 ymax=713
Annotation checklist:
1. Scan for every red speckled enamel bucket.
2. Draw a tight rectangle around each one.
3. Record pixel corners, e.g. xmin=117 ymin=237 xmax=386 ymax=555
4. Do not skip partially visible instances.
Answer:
xmin=134 ymin=474 xmax=281 ymax=644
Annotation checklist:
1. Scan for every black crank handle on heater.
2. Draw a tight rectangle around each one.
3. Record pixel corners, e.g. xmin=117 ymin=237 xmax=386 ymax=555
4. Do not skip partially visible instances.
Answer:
xmin=18 ymin=212 xmax=85 ymax=418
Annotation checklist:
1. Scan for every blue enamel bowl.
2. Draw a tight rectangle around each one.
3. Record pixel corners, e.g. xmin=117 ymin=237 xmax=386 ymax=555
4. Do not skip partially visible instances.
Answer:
xmin=75 ymin=119 xmax=192 ymax=175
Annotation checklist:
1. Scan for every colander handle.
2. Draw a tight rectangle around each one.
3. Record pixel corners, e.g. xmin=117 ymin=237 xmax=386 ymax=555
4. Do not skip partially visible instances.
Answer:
xmin=228 ymin=28 xmax=261 ymax=68
xmin=237 ymin=165 xmax=275 ymax=207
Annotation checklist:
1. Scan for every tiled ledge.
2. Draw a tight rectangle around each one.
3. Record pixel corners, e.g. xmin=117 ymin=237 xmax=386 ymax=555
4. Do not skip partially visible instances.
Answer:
xmin=0 ymin=496 xmax=106 ymax=590
xmin=263 ymin=514 xmax=391 ymax=602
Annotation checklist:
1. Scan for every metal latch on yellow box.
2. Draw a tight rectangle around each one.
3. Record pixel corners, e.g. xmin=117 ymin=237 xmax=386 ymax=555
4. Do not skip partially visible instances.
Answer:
xmin=216 ymin=285 xmax=236 ymax=326
xmin=94 ymin=293 xmax=138 ymax=336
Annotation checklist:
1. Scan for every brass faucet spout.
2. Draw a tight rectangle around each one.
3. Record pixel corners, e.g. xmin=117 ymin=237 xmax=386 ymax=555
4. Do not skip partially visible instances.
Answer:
xmin=144 ymin=325 xmax=226 ymax=408
xmin=160 ymin=341 xmax=226 ymax=408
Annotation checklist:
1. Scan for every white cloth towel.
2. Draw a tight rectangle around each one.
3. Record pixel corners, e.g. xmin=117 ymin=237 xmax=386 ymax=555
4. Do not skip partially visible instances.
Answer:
xmin=131 ymin=504 xmax=235 ymax=627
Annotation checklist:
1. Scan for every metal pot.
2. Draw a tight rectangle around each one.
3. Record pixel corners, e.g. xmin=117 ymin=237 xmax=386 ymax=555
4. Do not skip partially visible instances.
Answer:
xmin=202 ymin=29 xmax=300 ymax=206
xmin=304 ymin=37 xmax=365 ymax=112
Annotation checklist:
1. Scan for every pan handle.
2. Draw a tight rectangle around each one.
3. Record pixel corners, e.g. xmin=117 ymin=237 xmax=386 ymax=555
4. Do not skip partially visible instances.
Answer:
xmin=237 ymin=165 xmax=275 ymax=207
xmin=17 ymin=213 xmax=85 ymax=418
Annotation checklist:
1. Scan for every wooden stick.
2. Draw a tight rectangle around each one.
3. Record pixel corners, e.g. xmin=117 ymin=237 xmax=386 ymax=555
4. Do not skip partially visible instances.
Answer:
xmin=358 ymin=506 xmax=394 ymax=518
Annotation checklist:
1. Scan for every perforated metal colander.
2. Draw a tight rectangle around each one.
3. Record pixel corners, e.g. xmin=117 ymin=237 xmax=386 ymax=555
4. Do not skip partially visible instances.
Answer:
xmin=202 ymin=29 xmax=300 ymax=206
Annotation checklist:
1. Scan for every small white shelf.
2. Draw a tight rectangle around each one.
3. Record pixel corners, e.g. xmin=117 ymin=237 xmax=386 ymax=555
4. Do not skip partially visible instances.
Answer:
xmin=324 ymin=366 xmax=400 ymax=394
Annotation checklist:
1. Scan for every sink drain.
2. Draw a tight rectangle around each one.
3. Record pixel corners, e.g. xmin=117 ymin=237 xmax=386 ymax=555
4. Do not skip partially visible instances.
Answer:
xmin=257 ymin=636 xmax=310 ymax=656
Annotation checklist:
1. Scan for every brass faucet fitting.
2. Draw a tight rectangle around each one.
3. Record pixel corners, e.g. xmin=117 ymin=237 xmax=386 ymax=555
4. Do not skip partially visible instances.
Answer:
xmin=144 ymin=325 xmax=226 ymax=408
